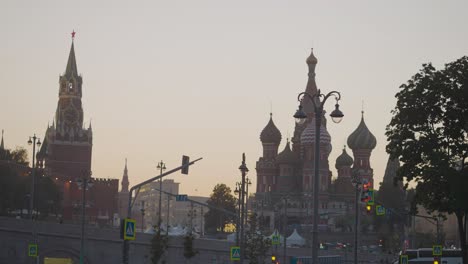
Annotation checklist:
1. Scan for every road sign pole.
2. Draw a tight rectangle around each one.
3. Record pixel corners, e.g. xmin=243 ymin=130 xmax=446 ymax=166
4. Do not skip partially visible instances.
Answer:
xmin=122 ymin=157 xmax=202 ymax=264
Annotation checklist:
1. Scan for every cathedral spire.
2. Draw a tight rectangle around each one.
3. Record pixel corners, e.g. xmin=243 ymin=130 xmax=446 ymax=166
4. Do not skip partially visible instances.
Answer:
xmin=303 ymin=48 xmax=319 ymax=115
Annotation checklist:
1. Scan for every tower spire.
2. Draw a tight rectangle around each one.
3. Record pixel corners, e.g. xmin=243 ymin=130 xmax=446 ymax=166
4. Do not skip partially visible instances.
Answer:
xmin=1 ymin=129 xmax=4 ymax=150
xmin=64 ymin=33 xmax=78 ymax=79
xmin=121 ymin=158 xmax=129 ymax=192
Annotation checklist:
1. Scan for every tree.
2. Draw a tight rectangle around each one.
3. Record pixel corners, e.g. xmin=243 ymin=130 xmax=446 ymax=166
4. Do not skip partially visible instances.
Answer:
xmin=183 ymin=233 xmax=198 ymax=263
xmin=245 ymin=213 xmax=271 ymax=264
xmin=386 ymin=56 xmax=468 ymax=263
xmin=150 ymin=229 xmax=169 ymax=264
xmin=0 ymin=146 xmax=30 ymax=215
xmin=204 ymin=183 xmax=237 ymax=233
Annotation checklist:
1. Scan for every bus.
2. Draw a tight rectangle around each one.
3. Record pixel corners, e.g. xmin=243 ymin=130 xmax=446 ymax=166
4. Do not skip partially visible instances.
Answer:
xmin=398 ymin=248 xmax=463 ymax=264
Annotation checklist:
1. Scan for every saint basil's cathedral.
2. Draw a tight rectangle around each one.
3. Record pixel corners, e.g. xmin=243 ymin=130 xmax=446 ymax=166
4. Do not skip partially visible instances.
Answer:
xmin=255 ymin=49 xmax=377 ymax=230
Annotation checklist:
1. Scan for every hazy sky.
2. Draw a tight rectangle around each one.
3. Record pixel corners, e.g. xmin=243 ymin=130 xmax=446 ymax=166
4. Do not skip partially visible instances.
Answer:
xmin=1 ymin=0 xmax=467 ymax=197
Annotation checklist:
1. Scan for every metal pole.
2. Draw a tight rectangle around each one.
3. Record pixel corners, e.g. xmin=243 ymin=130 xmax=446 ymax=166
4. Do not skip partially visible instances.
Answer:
xmin=283 ymin=197 xmax=287 ymax=264
xmin=166 ymin=194 xmax=170 ymax=235
xmin=122 ymin=158 xmax=203 ymax=264
xmin=200 ymin=206 xmax=204 ymax=237
xmin=245 ymin=179 xmax=249 ymax=227
xmin=140 ymin=201 xmax=145 ymax=232
xmin=236 ymin=182 xmax=241 ymax=246
xmin=312 ymin=109 xmax=322 ymax=264
xmin=30 ymin=136 xmax=36 ymax=220
xmin=354 ymin=181 xmax=359 ymax=264
xmin=157 ymin=161 xmax=165 ymax=230
xmin=80 ymin=179 xmax=87 ymax=264
xmin=239 ymin=154 xmax=248 ymax=264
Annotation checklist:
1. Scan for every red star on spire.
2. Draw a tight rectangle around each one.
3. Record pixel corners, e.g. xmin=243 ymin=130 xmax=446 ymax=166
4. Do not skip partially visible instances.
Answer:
xmin=71 ymin=30 xmax=76 ymax=39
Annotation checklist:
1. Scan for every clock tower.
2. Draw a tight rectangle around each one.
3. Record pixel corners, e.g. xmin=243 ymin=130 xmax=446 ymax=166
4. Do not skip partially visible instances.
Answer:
xmin=38 ymin=38 xmax=93 ymax=220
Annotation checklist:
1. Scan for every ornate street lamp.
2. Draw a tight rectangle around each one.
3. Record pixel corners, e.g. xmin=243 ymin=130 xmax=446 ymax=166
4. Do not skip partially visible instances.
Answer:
xmin=27 ymin=134 xmax=41 ymax=219
xmin=238 ymin=153 xmax=249 ymax=264
xmin=293 ymin=89 xmax=343 ymax=264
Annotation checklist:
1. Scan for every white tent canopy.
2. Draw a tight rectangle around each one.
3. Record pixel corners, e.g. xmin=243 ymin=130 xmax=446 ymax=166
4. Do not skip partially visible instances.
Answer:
xmin=286 ymin=229 xmax=306 ymax=247
xmin=227 ymin=232 xmax=236 ymax=242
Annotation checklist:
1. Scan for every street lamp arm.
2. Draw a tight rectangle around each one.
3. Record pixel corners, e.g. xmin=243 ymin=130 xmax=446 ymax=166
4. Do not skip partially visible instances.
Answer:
xmin=296 ymin=90 xmax=342 ymax=112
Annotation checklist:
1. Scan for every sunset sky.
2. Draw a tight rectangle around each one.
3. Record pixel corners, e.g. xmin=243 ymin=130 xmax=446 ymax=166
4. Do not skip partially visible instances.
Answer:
xmin=1 ymin=0 xmax=467 ymax=196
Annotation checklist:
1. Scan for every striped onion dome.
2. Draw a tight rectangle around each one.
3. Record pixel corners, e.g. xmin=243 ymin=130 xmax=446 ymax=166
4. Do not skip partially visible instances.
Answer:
xmin=347 ymin=113 xmax=376 ymax=150
xmin=300 ymin=118 xmax=331 ymax=146
xmin=260 ymin=114 xmax=282 ymax=144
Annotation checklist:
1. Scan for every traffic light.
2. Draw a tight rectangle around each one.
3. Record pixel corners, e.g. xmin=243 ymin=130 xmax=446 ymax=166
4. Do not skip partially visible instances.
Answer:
xmin=361 ymin=182 xmax=370 ymax=202
xmin=181 ymin=155 xmax=190 ymax=174
xmin=433 ymin=257 xmax=440 ymax=264
xmin=366 ymin=204 xmax=372 ymax=214
xmin=271 ymin=255 xmax=276 ymax=263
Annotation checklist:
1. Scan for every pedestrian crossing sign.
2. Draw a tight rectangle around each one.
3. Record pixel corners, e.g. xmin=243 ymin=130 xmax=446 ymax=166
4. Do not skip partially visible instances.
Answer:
xmin=433 ymin=245 xmax=442 ymax=256
xmin=124 ymin=218 xmax=136 ymax=240
xmin=400 ymin=254 xmax=408 ymax=264
xmin=376 ymin=205 xmax=385 ymax=216
xmin=230 ymin=246 xmax=240 ymax=261
xmin=28 ymin=244 xmax=38 ymax=257
xmin=272 ymin=235 xmax=280 ymax=245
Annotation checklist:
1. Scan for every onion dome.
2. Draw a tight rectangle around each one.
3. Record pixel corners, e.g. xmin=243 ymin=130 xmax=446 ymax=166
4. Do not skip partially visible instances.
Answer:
xmin=300 ymin=118 xmax=331 ymax=146
xmin=306 ymin=48 xmax=318 ymax=65
xmin=347 ymin=112 xmax=377 ymax=150
xmin=260 ymin=113 xmax=282 ymax=144
xmin=335 ymin=147 xmax=354 ymax=169
xmin=277 ymin=140 xmax=298 ymax=164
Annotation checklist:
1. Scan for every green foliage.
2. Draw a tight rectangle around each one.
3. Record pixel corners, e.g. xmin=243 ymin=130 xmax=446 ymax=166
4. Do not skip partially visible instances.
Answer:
xmin=386 ymin=56 xmax=468 ymax=262
xmin=0 ymin=146 xmax=61 ymax=217
xmin=245 ymin=213 xmax=271 ymax=264
xmin=204 ymin=183 xmax=237 ymax=233
xmin=150 ymin=230 xmax=169 ymax=264
xmin=183 ymin=234 xmax=198 ymax=260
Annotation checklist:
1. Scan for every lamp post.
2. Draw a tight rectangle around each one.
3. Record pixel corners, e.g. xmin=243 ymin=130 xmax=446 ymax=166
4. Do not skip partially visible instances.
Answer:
xmin=283 ymin=196 xmax=288 ymax=264
xmin=77 ymin=171 xmax=93 ymax=264
xmin=238 ymin=153 xmax=249 ymax=264
xmin=245 ymin=177 xmax=252 ymax=227
xmin=27 ymin=135 xmax=41 ymax=220
xmin=351 ymin=170 xmax=362 ymax=264
xmin=234 ymin=182 xmax=242 ymax=246
xmin=294 ymin=89 xmax=343 ymax=264
xmin=156 ymin=161 xmax=166 ymax=229
xmin=166 ymin=194 xmax=171 ymax=235
xmin=140 ymin=201 xmax=145 ymax=232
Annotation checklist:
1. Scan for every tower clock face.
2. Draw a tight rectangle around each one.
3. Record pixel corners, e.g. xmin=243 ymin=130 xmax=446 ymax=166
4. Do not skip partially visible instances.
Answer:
xmin=64 ymin=107 xmax=78 ymax=126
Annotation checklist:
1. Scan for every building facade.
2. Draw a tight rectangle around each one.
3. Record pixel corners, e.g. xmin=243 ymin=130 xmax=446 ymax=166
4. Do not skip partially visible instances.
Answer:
xmin=254 ymin=50 xmax=377 ymax=232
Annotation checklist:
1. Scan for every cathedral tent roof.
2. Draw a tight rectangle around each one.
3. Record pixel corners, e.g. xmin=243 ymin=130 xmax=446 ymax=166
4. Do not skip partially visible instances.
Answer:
xmin=260 ymin=114 xmax=282 ymax=144
xmin=347 ymin=112 xmax=376 ymax=150
xmin=277 ymin=141 xmax=299 ymax=164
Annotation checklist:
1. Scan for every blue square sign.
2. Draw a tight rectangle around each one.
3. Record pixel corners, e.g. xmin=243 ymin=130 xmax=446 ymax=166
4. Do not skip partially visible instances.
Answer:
xmin=124 ymin=218 xmax=136 ymax=240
